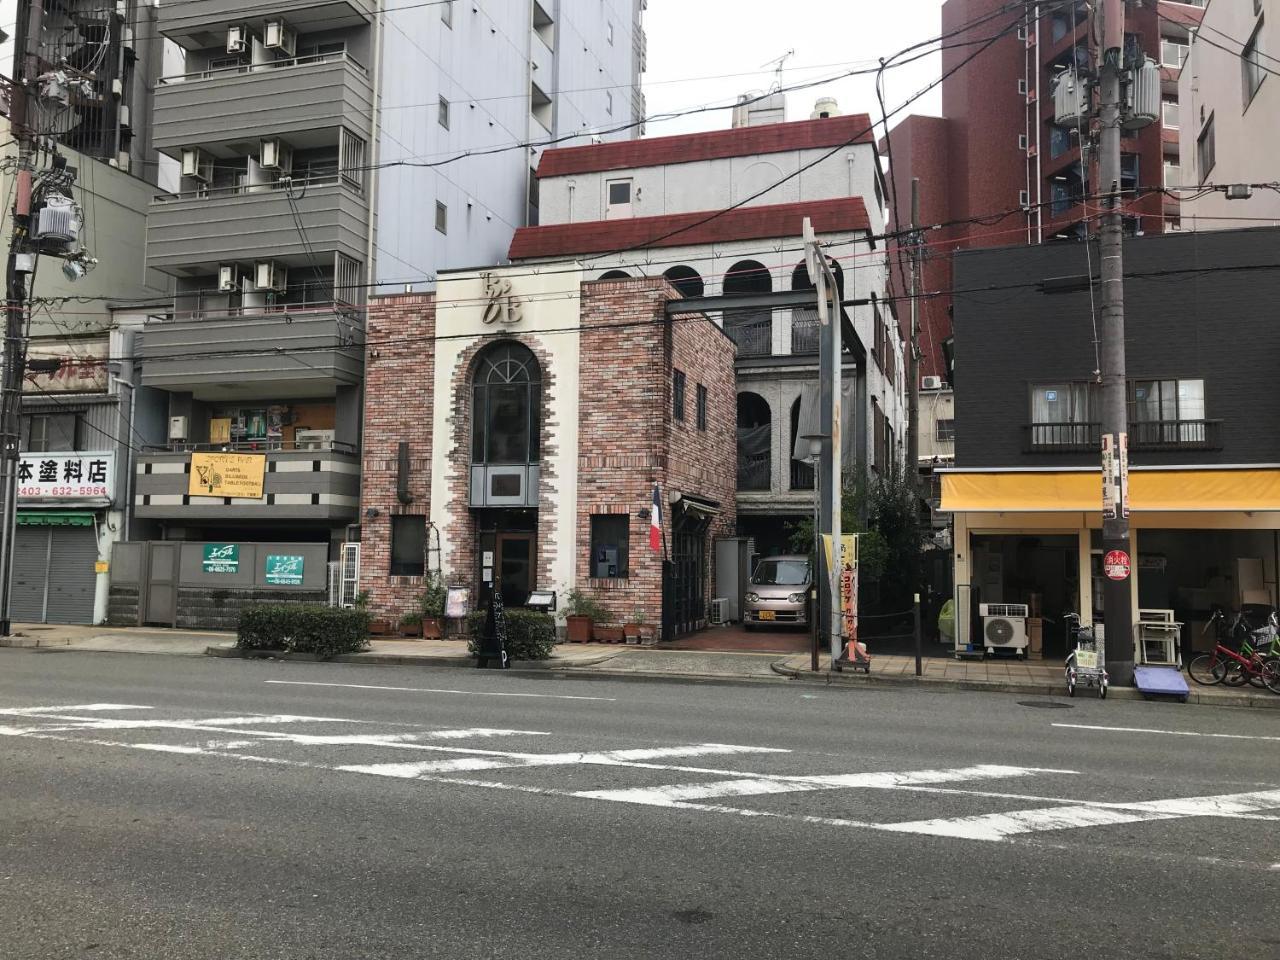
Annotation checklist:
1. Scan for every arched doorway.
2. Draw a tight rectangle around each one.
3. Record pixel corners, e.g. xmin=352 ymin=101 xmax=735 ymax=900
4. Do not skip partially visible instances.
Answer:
xmin=723 ymin=260 xmax=773 ymax=357
xmin=471 ymin=340 xmax=542 ymax=607
xmin=662 ymin=264 xmax=705 ymax=298
xmin=737 ymin=392 xmax=771 ymax=491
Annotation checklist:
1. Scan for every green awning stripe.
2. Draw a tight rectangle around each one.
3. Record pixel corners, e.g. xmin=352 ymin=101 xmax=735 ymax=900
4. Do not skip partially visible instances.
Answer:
xmin=16 ymin=511 xmax=96 ymax=527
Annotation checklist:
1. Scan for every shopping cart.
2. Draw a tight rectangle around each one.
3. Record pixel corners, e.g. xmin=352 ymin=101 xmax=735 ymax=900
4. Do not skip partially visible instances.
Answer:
xmin=1063 ymin=612 xmax=1108 ymax=699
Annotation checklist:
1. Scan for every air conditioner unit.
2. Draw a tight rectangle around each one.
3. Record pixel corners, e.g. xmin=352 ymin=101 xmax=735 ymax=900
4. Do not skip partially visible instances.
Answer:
xmin=264 ymin=20 xmax=297 ymax=57
xmin=979 ymin=603 xmax=1031 ymax=658
xmin=255 ymin=261 xmax=288 ymax=292
xmin=115 ymin=0 xmax=127 ymax=18
xmin=111 ymin=78 xmax=123 ymax=99
xmin=922 ymin=375 xmax=943 ymax=390
xmin=294 ymin=429 xmax=335 ymax=450
xmin=710 ymin=598 xmax=729 ymax=625
xmin=168 ymin=416 xmax=189 ymax=442
xmin=181 ymin=148 xmax=213 ymax=182
xmin=119 ymin=105 xmax=131 ymax=129
xmin=217 ymin=264 xmax=241 ymax=293
xmin=227 ymin=25 xmax=250 ymax=54
xmin=259 ymin=139 xmax=293 ymax=173
xmin=115 ymin=152 xmax=130 ymax=173
xmin=122 ymin=25 xmax=134 ymax=47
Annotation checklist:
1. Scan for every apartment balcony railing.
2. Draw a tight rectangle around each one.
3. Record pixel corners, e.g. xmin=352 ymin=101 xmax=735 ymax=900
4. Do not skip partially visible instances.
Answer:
xmin=737 ymin=456 xmax=771 ymax=491
xmin=790 ymin=458 xmax=815 ymax=490
xmin=158 ymin=1 xmax=376 ymax=48
xmin=725 ymin=312 xmax=772 ymax=358
xmin=143 ymin=439 xmax=358 ymax=456
xmin=791 ymin=311 xmax=820 ymax=354
xmin=1023 ymin=419 xmax=1223 ymax=453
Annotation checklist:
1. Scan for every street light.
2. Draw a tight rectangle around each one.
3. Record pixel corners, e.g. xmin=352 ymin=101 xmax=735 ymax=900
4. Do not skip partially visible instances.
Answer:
xmin=801 ymin=432 xmax=828 ymax=673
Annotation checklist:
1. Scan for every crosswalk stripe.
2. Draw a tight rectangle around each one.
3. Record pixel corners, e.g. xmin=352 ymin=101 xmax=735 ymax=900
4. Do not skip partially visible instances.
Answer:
xmin=0 ymin=704 xmax=152 ymax=715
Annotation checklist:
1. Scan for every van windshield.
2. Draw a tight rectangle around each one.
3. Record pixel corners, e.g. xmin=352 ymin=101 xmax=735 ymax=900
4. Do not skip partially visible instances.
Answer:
xmin=752 ymin=559 xmax=809 ymax=586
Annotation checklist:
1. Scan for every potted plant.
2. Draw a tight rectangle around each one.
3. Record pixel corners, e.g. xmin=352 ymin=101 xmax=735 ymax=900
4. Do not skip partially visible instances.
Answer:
xmin=359 ymin=591 xmax=391 ymax=636
xmin=593 ymin=621 xmax=624 ymax=643
xmin=624 ymin=607 xmax=656 ymax=644
xmin=399 ymin=611 xmax=423 ymax=638
xmin=563 ymin=587 xmax=609 ymax=643
xmin=419 ymin=571 xmax=446 ymax=639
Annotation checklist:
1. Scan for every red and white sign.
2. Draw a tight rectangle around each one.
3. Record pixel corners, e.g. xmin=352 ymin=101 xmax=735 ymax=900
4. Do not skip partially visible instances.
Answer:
xmin=1103 ymin=549 xmax=1131 ymax=581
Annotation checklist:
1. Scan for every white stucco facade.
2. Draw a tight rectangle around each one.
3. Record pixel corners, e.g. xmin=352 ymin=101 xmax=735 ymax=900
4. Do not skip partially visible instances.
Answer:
xmin=1178 ymin=0 xmax=1280 ymax=227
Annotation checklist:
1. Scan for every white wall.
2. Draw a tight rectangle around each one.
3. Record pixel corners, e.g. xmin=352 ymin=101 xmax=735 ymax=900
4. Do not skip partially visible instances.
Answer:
xmin=1178 ymin=0 xmax=1280 ymax=228
xmin=919 ymin=388 xmax=955 ymax=463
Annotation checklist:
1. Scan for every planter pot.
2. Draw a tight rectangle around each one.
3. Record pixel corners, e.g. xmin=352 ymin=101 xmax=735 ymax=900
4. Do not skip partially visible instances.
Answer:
xmin=593 ymin=625 xmax=624 ymax=644
xmin=623 ymin=623 xmax=643 ymax=644
xmin=566 ymin=615 xmax=593 ymax=643
xmin=370 ymin=619 xmax=392 ymax=637
xmin=421 ymin=617 xmax=444 ymax=640
xmin=400 ymin=622 xmax=423 ymax=638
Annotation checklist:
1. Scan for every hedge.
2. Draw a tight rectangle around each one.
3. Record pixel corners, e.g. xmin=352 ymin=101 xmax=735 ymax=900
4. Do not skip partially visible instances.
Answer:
xmin=466 ymin=609 xmax=558 ymax=661
xmin=237 ymin=604 xmax=371 ymax=660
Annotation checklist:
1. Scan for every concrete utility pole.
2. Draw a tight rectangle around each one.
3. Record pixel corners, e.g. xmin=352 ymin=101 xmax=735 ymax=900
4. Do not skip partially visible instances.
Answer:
xmin=1096 ymin=0 xmax=1135 ymax=686
xmin=0 ymin=0 xmax=46 ymax=635
xmin=906 ymin=178 xmax=921 ymax=485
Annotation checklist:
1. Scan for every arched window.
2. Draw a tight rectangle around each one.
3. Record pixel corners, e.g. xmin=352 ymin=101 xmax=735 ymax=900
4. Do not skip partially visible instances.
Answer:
xmin=789 ymin=259 xmax=845 ymax=355
xmin=723 ymin=260 xmax=773 ymax=357
xmin=737 ymin=392 xmax=771 ymax=491
xmin=472 ymin=341 xmax=541 ymax=464
xmin=789 ymin=396 xmax=815 ymax=490
xmin=598 ymin=269 xmax=631 ymax=280
xmin=662 ymin=265 xmax=704 ymax=298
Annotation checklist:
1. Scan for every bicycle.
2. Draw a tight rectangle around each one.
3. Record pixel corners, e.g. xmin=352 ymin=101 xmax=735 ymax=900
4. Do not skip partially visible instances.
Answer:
xmin=1187 ymin=611 xmax=1280 ymax=693
xmin=1199 ymin=606 xmax=1280 ymax=689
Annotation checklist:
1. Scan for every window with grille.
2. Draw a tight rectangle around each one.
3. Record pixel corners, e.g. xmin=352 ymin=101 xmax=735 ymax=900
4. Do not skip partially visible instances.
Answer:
xmin=334 ymin=254 xmax=362 ymax=306
xmin=935 ymin=419 xmax=955 ymax=443
xmin=439 ymin=96 xmax=450 ymax=129
xmin=435 ymin=201 xmax=448 ymax=234
xmin=696 ymin=384 xmax=708 ymax=431
xmin=673 ymin=369 xmax=686 ymax=422
xmin=339 ymin=129 xmax=365 ymax=192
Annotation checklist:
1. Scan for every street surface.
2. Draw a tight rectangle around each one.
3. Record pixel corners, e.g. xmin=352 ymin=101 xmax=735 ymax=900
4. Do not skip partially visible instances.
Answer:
xmin=1 ymin=649 xmax=1278 ymax=959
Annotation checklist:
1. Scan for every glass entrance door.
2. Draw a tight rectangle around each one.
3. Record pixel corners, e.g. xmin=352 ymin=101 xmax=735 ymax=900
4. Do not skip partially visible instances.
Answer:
xmin=496 ymin=533 xmax=534 ymax=608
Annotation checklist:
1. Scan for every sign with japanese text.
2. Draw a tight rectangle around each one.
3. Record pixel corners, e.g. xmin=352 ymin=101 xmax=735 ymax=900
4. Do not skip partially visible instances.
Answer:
xmin=202 ymin=544 xmax=240 ymax=574
xmin=1104 ymin=549 xmax=1131 ymax=582
xmin=264 ymin=554 xmax=304 ymax=586
xmin=17 ymin=452 xmax=114 ymax=503
xmin=188 ymin=452 xmax=266 ymax=499
xmin=822 ymin=533 xmax=860 ymax=646
xmin=23 ymin=338 xmax=109 ymax=394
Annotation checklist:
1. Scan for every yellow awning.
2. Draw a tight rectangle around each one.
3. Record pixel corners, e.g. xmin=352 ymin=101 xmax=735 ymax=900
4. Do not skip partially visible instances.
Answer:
xmin=941 ymin=469 xmax=1280 ymax=513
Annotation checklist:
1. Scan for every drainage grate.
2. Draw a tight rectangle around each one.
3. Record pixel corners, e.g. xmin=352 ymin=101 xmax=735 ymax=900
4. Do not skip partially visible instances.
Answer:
xmin=1017 ymin=700 xmax=1074 ymax=709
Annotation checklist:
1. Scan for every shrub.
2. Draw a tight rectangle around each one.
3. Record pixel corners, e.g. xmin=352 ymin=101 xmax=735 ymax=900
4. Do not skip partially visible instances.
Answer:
xmin=237 ymin=604 xmax=371 ymax=660
xmin=466 ymin=609 xmax=558 ymax=661
xmin=418 ymin=571 xmax=447 ymax=619
xmin=562 ymin=587 xmax=611 ymax=623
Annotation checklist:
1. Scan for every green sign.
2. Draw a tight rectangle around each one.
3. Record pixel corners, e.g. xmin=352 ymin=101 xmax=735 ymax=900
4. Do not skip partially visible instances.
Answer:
xmin=202 ymin=543 xmax=240 ymax=574
xmin=265 ymin=554 xmax=305 ymax=586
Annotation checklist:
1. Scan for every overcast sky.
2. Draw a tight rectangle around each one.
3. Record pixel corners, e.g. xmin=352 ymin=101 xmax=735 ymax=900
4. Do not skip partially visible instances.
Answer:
xmin=641 ymin=0 xmax=947 ymax=138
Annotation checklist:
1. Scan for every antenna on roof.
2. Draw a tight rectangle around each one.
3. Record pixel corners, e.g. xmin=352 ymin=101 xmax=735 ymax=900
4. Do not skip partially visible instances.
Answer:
xmin=761 ymin=49 xmax=795 ymax=94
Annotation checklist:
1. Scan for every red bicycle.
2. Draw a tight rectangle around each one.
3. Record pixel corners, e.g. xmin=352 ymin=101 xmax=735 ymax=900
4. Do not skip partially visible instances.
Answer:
xmin=1187 ymin=636 xmax=1280 ymax=693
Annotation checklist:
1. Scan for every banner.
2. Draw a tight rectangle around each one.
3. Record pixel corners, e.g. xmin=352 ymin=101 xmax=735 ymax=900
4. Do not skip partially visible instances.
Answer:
xmin=18 ymin=451 xmax=114 ymax=503
xmin=202 ymin=544 xmax=240 ymax=574
xmin=189 ymin=452 xmax=266 ymax=499
xmin=822 ymin=533 xmax=859 ymax=646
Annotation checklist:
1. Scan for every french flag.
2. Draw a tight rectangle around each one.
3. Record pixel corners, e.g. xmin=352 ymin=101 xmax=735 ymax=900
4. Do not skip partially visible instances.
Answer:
xmin=650 ymin=484 xmax=662 ymax=553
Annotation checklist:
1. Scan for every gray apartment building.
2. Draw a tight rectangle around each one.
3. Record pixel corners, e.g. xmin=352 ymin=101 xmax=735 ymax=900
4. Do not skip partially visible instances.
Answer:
xmin=88 ymin=0 xmax=643 ymax=624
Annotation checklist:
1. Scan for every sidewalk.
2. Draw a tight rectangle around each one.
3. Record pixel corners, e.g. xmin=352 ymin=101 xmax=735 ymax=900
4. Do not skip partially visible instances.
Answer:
xmin=4 ymin=624 xmax=1278 ymax=708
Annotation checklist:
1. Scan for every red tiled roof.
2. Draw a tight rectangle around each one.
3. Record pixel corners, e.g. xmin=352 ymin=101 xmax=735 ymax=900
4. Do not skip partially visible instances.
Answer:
xmin=508 ymin=197 xmax=871 ymax=259
xmin=536 ymin=115 xmax=876 ymax=178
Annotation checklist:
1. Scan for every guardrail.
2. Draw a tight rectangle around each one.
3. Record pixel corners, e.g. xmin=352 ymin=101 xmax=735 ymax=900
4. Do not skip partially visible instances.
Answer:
xmin=143 ymin=440 xmax=358 ymax=456
xmin=158 ymin=51 xmax=367 ymax=85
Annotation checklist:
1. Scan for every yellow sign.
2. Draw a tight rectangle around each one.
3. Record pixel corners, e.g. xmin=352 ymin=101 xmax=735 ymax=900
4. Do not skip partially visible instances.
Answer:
xmin=189 ymin=452 xmax=266 ymax=499
xmin=821 ymin=534 xmax=860 ymax=645
xmin=94 ymin=560 xmax=109 ymax=574
xmin=209 ymin=418 xmax=232 ymax=445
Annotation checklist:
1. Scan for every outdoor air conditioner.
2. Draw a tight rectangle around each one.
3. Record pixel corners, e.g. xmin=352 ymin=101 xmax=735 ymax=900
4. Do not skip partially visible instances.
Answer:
xmin=227 ymin=25 xmax=250 ymax=54
xmin=979 ymin=603 xmax=1031 ymax=657
xmin=119 ymin=105 xmax=131 ymax=129
xmin=255 ymin=261 xmax=288 ymax=292
xmin=181 ymin=148 xmax=213 ymax=182
xmin=294 ymin=429 xmax=335 ymax=450
xmin=115 ymin=0 xmax=127 ymax=18
xmin=922 ymin=375 xmax=943 ymax=390
xmin=168 ymin=416 xmax=188 ymax=442
xmin=217 ymin=264 xmax=241 ymax=293
xmin=264 ymin=20 xmax=297 ymax=57
xmin=710 ymin=598 xmax=729 ymax=625
xmin=260 ymin=139 xmax=293 ymax=173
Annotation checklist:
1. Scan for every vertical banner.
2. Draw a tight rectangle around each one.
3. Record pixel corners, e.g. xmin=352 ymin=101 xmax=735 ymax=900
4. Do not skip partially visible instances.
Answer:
xmin=822 ymin=534 xmax=859 ymax=650
xmin=1101 ymin=433 xmax=1117 ymax=520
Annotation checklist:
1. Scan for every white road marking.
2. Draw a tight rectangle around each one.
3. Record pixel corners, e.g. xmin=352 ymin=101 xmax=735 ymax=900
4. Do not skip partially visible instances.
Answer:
xmin=1053 ymin=722 xmax=1280 ymax=743
xmin=339 ymin=743 xmax=789 ymax=779
xmin=262 ymin=679 xmax=617 ymax=701
xmin=577 ymin=765 xmax=1072 ymax=806
xmin=0 ymin=703 xmax=151 ymax=715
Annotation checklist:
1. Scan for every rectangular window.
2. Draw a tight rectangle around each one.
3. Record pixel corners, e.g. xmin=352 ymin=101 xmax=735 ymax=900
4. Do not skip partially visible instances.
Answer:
xmin=438 ymin=95 xmax=450 ymax=129
xmin=606 ymin=90 xmax=613 ymax=116
xmin=696 ymin=384 xmax=708 ymax=431
xmin=1161 ymin=39 xmax=1187 ymax=69
xmin=1017 ymin=133 xmax=1028 ymax=150
xmin=1049 ymin=125 xmax=1072 ymax=159
xmin=1129 ymin=378 xmax=1207 ymax=445
xmin=935 ymin=419 xmax=955 ymax=443
xmin=589 ymin=514 xmax=630 ymax=579
xmin=23 ymin=412 xmax=79 ymax=452
xmin=1028 ymin=381 xmax=1096 ymax=448
xmin=607 ymin=21 xmax=614 ymax=45
xmin=1197 ymin=114 xmax=1215 ymax=183
xmin=1242 ymin=20 xmax=1265 ymax=108
xmin=339 ymin=128 xmax=366 ymax=192
xmin=441 ymin=0 xmax=453 ymax=27
xmin=673 ymin=369 xmax=686 ymax=422
xmin=605 ymin=178 xmax=632 ymax=219
xmin=435 ymin=200 xmax=448 ymax=234
xmin=1162 ymin=99 xmax=1179 ymax=129
xmin=1017 ymin=78 xmax=1027 ymax=95
xmin=390 ymin=515 xmax=426 ymax=576
xmin=1018 ymin=189 xmax=1030 ymax=207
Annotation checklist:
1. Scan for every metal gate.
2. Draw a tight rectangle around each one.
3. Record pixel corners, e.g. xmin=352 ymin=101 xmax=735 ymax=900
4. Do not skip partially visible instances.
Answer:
xmin=144 ymin=542 xmax=179 ymax=626
xmin=9 ymin=525 xmax=97 ymax=624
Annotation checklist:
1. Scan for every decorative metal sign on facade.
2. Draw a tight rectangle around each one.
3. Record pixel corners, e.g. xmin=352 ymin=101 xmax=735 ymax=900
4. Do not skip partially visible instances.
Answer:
xmin=17 ymin=451 xmax=114 ymax=503
xmin=480 ymin=272 xmax=525 ymax=326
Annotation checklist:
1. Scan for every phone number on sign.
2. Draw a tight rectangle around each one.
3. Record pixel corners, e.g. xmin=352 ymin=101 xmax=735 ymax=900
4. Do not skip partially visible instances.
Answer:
xmin=19 ymin=485 xmax=108 ymax=498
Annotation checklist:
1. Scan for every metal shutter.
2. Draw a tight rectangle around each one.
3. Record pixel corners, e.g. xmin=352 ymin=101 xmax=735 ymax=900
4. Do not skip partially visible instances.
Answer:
xmin=45 ymin=526 xmax=98 ymax=624
xmin=10 ymin=526 xmax=50 ymax=623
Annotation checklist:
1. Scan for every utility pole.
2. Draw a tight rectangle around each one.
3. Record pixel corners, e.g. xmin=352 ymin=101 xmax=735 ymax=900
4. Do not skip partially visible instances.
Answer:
xmin=906 ymin=178 xmax=921 ymax=485
xmin=1096 ymin=0 xmax=1134 ymax=686
xmin=0 ymin=0 xmax=46 ymax=636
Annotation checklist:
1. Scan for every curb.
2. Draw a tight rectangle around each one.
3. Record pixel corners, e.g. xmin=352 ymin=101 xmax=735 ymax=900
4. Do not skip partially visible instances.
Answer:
xmin=768 ymin=660 xmax=1280 ymax=709
xmin=205 ymin=646 xmax=618 ymax=671
xmin=0 ymin=636 xmax=71 ymax=648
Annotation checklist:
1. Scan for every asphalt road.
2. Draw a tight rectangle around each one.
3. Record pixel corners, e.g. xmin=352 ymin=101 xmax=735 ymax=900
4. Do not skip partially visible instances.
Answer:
xmin=1 ymin=649 xmax=1278 ymax=960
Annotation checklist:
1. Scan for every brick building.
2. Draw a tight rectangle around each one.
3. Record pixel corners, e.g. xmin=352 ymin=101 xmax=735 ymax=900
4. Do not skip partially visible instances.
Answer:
xmin=359 ymin=270 xmax=736 ymax=637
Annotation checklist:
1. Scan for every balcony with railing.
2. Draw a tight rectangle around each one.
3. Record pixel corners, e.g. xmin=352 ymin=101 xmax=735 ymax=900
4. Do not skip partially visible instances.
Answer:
xmin=1023 ymin=419 xmax=1223 ymax=453
xmin=153 ymin=52 xmax=372 ymax=152
xmin=725 ymin=311 xmax=773 ymax=358
xmin=158 ymin=1 xmax=375 ymax=47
